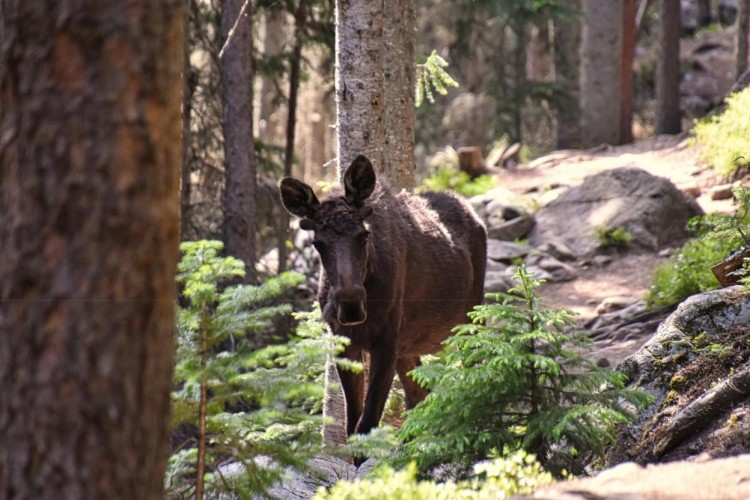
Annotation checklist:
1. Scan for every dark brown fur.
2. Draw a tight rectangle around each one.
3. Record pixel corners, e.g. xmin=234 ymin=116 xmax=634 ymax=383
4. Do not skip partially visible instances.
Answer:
xmin=280 ymin=155 xmax=487 ymax=436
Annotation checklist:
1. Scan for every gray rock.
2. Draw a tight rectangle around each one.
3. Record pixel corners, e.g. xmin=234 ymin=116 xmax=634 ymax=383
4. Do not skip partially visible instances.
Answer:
xmin=530 ymin=167 xmax=703 ymax=256
xmin=535 ymin=240 xmax=578 ymax=262
xmin=486 ymin=206 xmax=535 ymax=241
xmin=483 ymin=270 xmax=514 ymax=293
xmin=525 ymin=252 xmax=577 ymax=282
xmin=486 ymin=239 xmax=532 ymax=263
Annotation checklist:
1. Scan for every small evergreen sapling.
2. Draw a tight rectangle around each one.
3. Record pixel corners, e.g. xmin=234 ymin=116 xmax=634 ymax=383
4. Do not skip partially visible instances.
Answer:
xmin=396 ymin=265 xmax=652 ymax=476
xmin=167 ymin=241 xmax=350 ymax=499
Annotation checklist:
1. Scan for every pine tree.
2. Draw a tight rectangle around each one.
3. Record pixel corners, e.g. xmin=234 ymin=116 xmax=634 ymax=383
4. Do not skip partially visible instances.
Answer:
xmin=396 ymin=265 xmax=652 ymax=476
xmin=167 ymin=241 xmax=352 ymax=498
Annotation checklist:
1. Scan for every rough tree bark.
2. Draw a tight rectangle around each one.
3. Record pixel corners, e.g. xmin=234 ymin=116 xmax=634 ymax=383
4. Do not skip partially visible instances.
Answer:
xmin=554 ymin=0 xmax=583 ymax=149
xmin=580 ymin=0 xmax=623 ymax=146
xmin=383 ymin=0 xmax=416 ymax=192
xmin=0 ymin=1 xmax=183 ymax=498
xmin=222 ymin=0 xmax=257 ymax=282
xmin=335 ymin=0 xmax=385 ymax=179
xmin=656 ymin=0 xmax=682 ymax=134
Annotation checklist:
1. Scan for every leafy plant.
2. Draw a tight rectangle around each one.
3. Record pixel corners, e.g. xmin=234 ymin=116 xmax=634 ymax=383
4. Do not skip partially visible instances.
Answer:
xmin=692 ymin=87 xmax=750 ymax=176
xmin=167 ymin=240 xmax=349 ymax=499
xmin=594 ymin=225 xmax=633 ymax=249
xmin=415 ymin=50 xmax=459 ymax=107
xmin=647 ymin=186 xmax=750 ymax=308
xmin=395 ymin=266 xmax=652 ymax=476
xmin=315 ymin=450 xmax=554 ymax=500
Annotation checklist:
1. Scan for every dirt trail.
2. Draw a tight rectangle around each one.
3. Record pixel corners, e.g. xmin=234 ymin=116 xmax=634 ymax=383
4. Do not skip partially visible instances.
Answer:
xmin=499 ymin=134 xmax=735 ymax=366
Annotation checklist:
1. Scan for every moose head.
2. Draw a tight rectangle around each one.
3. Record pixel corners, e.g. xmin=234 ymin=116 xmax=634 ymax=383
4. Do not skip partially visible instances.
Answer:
xmin=280 ymin=155 xmax=376 ymax=326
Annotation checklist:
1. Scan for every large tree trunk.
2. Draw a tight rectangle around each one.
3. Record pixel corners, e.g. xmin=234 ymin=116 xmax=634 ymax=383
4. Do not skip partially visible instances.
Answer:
xmin=383 ymin=0 xmax=416 ymax=191
xmin=554 ymin=0 xmax=583 ymax=149
xmin=656 ymin=0 xmax=682 ymax=134
xmin=222 ymin=0 xmax=257 ymax=282
xmin=0 ymin=1 xmax=182 ymax=498
xmin=335 ymin=0 xmax=385 ymax=178
xmin=580 ymin=0 xmax=624 ymax=146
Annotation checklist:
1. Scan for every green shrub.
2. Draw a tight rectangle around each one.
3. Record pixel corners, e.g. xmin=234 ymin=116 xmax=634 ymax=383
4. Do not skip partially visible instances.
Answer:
xmin=646 ymin=237 xmax=734 ymax=308
xmin=647 ymin=186 xmax=750 ymax=308
xmin=594 ymin=225 xmax=633 ymax=249
xmin=417 ymin=166 xmax=495 ymax=197
xmin=394 ymin=266 xmax=652 ymax=477
xmin=314 ymin=451 xmax=554 ymax=500
xmin=167 ymin=241 xmax=351 ymax=499
xmin=692 ymin=87 xmax=750 ymax=176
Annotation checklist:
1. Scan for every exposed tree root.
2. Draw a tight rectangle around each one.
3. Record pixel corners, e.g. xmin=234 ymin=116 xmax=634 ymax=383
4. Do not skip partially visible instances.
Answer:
xmin=653 ymin=366 xmax=750 ymax=458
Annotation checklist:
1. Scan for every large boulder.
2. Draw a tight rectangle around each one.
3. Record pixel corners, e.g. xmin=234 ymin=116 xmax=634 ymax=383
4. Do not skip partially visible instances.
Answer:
xmin=530 ymin=167 xmax=703 ymax=255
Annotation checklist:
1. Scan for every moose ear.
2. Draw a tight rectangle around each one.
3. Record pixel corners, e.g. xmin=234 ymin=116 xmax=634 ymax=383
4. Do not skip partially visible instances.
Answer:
xmin=279 ymin=177 xmax=320 ymax=219
xmin=344 ymin=155 xmax=376 ymax=207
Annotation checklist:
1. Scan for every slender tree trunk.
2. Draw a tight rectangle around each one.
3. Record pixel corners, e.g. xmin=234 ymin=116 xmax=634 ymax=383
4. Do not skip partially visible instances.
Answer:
xmin=383 ymin=0 xmax=416 ymax=191
xmin=222 ymin=0 xmax=256 ymax=282
xmin=737 ymin=0 xmax=750 ymax=78
xmin=278 ymin=0 xmax=308 ymax=273
xmin=335 ymin=0 xmax=385 ymax=178
xmin=656 ymin=0 xmax=682 ymax=134
xmin=182 ymin=0 xmax=195 ymax=242
xmin=580 ymin=0 xmax=623 ymax=146
xmin=258 ymin=8 xmax=287 ymax=144
xmin=512 ymin=22 xmax=528 ymax=144
xmin=620 ymin=0 xmax=637 ymax=144
xmin=554 ymin=0 xmax=583 ymax=149
xmin=0 ymin=1 xmax=182 ymax=497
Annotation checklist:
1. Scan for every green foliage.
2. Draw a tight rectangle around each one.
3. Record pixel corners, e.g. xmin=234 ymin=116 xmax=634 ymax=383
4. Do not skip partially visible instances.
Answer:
xmin=594 ymin=225 xmax=633 ymax=249
xmin=416 ymin=50 xmax=460 ymax=107
xmin=692 ymin=87 xmax=750 ymax=176
xmin=417 ymin=167 xmax=495 ymax=197
xmin=647 ymin=186 xmax=750 ymax=308
xmin=314 ymin=451 xmax=554 ymax=500
xmin=167 ymin=240 xmax=350 ymax=498
xmin=395 ymin=266 xmax=652 ymax=476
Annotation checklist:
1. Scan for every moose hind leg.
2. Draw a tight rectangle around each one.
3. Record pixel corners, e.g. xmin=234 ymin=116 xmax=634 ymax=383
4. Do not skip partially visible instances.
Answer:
xmin=397 ymin=355 xmax=429 ymax=409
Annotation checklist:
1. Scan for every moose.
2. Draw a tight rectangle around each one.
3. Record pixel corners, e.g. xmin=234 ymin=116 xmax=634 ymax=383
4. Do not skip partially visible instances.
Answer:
xmin=280 ymin=155 xmax=487 ymax=437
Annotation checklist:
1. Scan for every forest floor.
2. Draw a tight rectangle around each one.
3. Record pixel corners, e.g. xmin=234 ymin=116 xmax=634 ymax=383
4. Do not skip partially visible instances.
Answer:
xmin=500 ymin=135 xmax=750 ymax=499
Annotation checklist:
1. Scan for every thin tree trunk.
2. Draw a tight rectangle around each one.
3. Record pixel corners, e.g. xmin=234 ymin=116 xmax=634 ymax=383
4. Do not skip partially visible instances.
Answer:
xmin=737 ymin=0 xmax=750 ymax=78
xmin=182 ymin=0 xmax=195 ymax=242
xmin=580 ymin=0 xmax=623 ymax=146
xmin=335 ymin=0 xmax=385 ymax=178
xmin=383 ymin=0 xmax=416 ymax=191
xmin=656 ymin=0 xmax=682 ymax=134
xmin=222 ymin=0 xmax=257 ymax=282
xmin=0 ymin=1 xmax=182 ymax=497
xmin=278 ymin=0 xmax=308 ymax=274
xmin=620 ymin=0 xmax=637 ymax=144
xmin=512 ymin=22 xmax=528 ymax=144
xmin=554 ymin=0 xmax=583 ymax=149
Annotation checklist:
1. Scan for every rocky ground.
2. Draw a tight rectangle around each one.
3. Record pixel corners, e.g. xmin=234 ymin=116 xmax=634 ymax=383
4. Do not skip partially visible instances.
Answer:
xmin=493 ymin=136 xmax=750 ymax=499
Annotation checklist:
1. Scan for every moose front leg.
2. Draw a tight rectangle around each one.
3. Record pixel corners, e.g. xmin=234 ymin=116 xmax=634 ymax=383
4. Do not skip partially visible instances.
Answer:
xmin=355 ymin=342 xmax=397 ymax=435
xmin=339 ymin=343 xmax=365 ymax=436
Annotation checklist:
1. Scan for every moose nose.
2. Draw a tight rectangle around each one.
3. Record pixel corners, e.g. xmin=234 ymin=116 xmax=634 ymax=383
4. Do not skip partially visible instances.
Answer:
xmin=334 ymin=285 xmax=367 ymax=326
